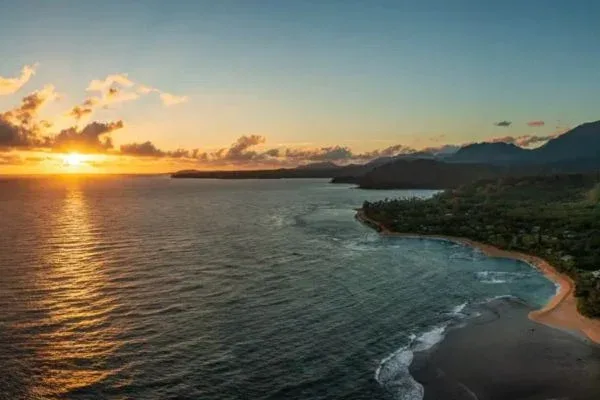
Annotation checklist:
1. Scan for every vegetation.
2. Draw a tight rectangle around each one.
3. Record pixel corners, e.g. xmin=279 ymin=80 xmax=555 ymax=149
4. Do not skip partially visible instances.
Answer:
xmin=362 ymin=173 xmax=600 ymax=317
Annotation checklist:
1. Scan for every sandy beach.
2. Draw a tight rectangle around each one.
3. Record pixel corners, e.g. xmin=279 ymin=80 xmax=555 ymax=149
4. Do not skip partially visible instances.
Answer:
xmin=356 ymin=209 xmax=600 ymax=344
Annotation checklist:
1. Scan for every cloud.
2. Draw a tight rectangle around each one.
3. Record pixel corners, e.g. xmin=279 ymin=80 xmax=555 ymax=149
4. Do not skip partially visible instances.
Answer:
xmin=104 ymin=86 xmax=140 ymax=105
xmin=2 ymin=84 xmax=57 ymax=126
xmin=134 ymin=84 xmax=188 ymax=106
xmin=527 ymin=120 xmax=545 ymax=127
xmin=0 ymin=119 xmax=33 ymax=148
xmin=87 ymin=73 xmax=134 ymax=92
xmin=488 ymin=133 xmax=559 ymax=147
xmin=515 ymin=134 xmax=558 ymax=147
xmin=357 ymin=144 xmax=416 ymax=159
xmin=87 ymin=74 xmax=186 ymax=107
xmin=67 ymin=74 xmax=187 ymax=121
xmin=159 ymin=92 xmax=189 ymax=106
xmin=120 ymin=141 xmax=165 ymax=157
xmin=490 ymin=135 xmax=517 ymax=144
xmin=283 ymin=146 xmax=353 ymax=162
xmin=420 ymin=144 xmax=461 ymax=155
xmin=0 ymin=85 xmax=58 ymax=149
xmin=68 ymin=105 xmax=93 ymax=120
xmin=137 ymin=85 xmax=156 ymax=95
xmin=50 ymin=121 xmax=124 ymax=153
xmin=493 ymin=121 xmax=512 ymax=127
xmin=219 ymin=134 xmax=267 ymax=161
xmin=119 ymin=141 xmax=194 ymax=158
xmin=0 ymin=64 xmax=37 ymax=95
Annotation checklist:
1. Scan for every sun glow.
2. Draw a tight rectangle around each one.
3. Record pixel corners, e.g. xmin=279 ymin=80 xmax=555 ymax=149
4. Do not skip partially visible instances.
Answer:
xmin=63 ymin=153 xmax=85 ymax=167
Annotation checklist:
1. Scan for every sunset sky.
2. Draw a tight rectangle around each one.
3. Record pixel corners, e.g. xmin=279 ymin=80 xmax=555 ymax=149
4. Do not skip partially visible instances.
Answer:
xmin=1 ymin=0 xmax=599 ymax=174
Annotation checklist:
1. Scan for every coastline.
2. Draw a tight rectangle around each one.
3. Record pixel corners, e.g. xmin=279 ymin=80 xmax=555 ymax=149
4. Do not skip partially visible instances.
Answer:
xmin=356 ymin=209 xmax=600 ymax=344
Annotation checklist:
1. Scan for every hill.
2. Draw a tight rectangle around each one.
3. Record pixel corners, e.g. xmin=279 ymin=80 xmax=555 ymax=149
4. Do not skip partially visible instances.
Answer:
xmin=532 ymin=121 xmax=600 ymax=163
xmin=447 ymin=120 xmax=600 ymax=166
xmin=356 ymin=158 xmax=514 ymax=189
xmin=450 ymin=142 xmax=528 ymax=164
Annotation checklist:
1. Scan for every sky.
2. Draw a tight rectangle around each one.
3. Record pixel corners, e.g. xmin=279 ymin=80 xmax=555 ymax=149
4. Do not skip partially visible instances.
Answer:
xmin=1 ymin=0 xmax=599 ymax=173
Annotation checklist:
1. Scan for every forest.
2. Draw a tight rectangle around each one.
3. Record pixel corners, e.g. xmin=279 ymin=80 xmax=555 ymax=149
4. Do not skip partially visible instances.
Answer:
xmin=362 ymin=173 xmax=600 ymax=317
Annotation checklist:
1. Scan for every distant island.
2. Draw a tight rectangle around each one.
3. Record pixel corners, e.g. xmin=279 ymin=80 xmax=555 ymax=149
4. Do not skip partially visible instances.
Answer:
xmin=173 ymin=120 xmax=600 ymax=190
xmin=358 ymin=173 xmax=600 ymax=342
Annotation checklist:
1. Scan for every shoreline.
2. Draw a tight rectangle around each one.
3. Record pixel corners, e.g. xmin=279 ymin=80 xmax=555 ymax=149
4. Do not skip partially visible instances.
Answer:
xmin=356 ymin=209 xmax=600 ymax=344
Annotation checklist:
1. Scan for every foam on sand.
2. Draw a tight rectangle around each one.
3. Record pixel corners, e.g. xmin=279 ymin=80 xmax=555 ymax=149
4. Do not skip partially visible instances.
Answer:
xmin=375 ymin=324 xmax=449 ymax=400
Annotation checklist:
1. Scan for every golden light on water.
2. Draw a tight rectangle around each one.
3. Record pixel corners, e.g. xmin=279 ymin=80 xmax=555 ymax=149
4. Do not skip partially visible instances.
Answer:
xmin=27 ymin=181 xmax=122 ymax=397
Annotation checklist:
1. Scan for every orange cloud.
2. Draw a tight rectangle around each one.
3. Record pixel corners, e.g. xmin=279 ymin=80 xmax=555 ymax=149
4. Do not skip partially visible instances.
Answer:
xmin=159 ymin=92 xmax=189 ymax=106
xmin=51 ymin=121 xmax=124 ymax=153
xmin=527 ymin=120 xmax=545 ymax=127
xmin=0 ymin=63 xmax=37 ymax=95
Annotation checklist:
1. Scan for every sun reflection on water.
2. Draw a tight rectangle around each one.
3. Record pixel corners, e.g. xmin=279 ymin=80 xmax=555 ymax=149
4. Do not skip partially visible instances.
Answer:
xmin=24 ymin=180 xmax=122 ymax=398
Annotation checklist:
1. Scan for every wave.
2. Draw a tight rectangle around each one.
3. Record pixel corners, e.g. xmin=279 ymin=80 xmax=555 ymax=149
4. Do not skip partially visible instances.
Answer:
xmin=449 ymin=302 xmax=468 ymax=317
xmin=480 ymin=278 xmax=507 ymax=284
xmin=375 ymin=346 xmax=424 ymax=400
xmin=475 ymin=271 xmax=528 ymax=284
xmin=269 ymin=214 xmax=292 ymax=228
xmin=483 ymin=294 xmax=520 ymax=303
xmin=375 ymin=322 xmax=450 ymax=400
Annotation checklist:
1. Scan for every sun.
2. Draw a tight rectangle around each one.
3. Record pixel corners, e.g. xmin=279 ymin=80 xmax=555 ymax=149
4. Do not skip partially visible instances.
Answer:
xmin=63 ymin=152 xmax=85 ymax=167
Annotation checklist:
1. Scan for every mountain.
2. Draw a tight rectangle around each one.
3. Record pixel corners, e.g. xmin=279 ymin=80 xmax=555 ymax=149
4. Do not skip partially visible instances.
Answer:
xmin=532 ymin=121 xmax=600 ymax=163
xmin=448 ymin=120 xmax=600 ymax=166
xmin=173 ymin=121 xmax=600 ymax=186
xmin=357 ymin=158 xmax=509 ymax=189
xmin=450 ymin=142 xmax=528 ymax=164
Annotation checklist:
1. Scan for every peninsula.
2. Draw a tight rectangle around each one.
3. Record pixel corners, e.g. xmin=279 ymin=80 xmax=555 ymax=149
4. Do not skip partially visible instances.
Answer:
xmin=358 ymin=173 xmax=600 ymax=343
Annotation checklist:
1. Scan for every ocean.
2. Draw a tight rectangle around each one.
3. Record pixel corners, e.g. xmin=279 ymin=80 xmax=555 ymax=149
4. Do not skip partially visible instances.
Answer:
xmin=0 ymin=176 xmax=556 ymax=399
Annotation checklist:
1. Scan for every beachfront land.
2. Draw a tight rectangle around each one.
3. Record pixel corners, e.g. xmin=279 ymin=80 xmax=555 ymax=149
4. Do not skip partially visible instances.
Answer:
xmin=361 ymin=174 xmax=600 ymax=318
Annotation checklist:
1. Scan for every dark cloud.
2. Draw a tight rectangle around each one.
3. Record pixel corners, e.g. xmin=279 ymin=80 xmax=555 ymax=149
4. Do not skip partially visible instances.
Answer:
xmin=1 ymin=85 xmax=56 ymax=127
xmin=263 ymin=148 xmax=280 ymax=157
xmin=224 ymin=135 xmax=267 ymax=161
xmin=119 ymin=141 xmax=193 ymax=158
xmin=68 ymin=105 xmax=93 ymax=120
xmin=309 ymin=146 xmax=353 ymax=161
xmin=493 ymin=121 xmax=512 ymax=127
xmin=120 ymin=141 xmax=165 ymax=157
xmin=115 ymin=136 xmax=421 ymax=166
xmin=186 ymin=135 xmax=275 ymax=164
xmin=527 ymin=120 xmax=545 ymax=127
xmin=51 ymin=121 xmax=124 ymax=153
xmin=0 ymin=117 xmax=36 ymax=148
xmin=168 ymin=148 xmax=192 ymax=158
xmin=490 ymin=135 xmax=517 ymax=144
xmin=283 ymin=146 xmax=354 ymax=162
xmin=0 ymin=85 xmax=57 ymax=149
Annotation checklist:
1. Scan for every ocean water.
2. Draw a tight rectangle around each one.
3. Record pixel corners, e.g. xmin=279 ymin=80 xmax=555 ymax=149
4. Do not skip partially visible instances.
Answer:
xmin=0 ymin=176 xmax=556 ymax=400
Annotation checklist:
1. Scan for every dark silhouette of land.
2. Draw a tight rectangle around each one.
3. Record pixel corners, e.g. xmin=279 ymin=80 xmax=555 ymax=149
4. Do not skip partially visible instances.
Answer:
xmin=173 ymin=120 xmax=600 ymax=190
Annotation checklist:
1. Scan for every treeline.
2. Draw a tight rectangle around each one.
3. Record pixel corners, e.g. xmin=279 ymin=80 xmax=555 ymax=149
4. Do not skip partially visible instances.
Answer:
xmin=362 ymin=173 xmax=600 ymax=317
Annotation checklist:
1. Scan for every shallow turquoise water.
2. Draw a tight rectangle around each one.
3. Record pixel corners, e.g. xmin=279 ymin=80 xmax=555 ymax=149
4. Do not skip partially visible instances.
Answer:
xmin=0 ymin=177 xmax=556 ymax=399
